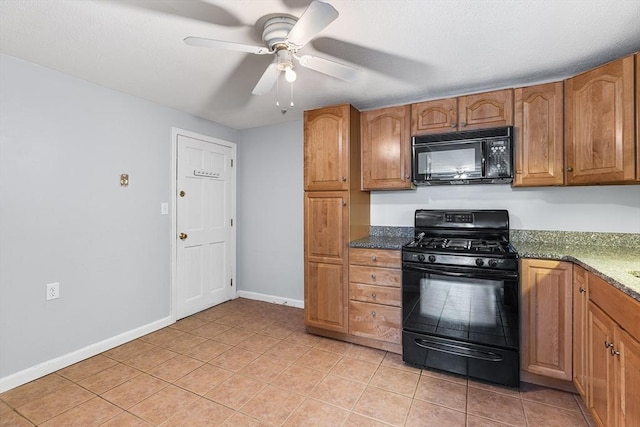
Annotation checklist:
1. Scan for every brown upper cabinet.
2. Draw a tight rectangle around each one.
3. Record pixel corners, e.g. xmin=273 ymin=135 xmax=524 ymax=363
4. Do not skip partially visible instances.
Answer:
xmin=411 ymin=89 xmax=513 ymax=135
xmin=304 ymin=104 xmax=360 ymax=191
xmin=513 ymin=82 xmax=564 ymax=187
xmin=361 ymin=105 xmax=412 ymax=190
xmin=565 ymin=54 xmax=636 ymax=185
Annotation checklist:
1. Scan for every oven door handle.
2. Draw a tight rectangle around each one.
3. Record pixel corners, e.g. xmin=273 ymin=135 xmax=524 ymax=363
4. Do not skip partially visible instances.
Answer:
xmin=403 ymin=264 xmax=518 ymax=280
xmin=414 ymin=338 xmax=504 ymax=362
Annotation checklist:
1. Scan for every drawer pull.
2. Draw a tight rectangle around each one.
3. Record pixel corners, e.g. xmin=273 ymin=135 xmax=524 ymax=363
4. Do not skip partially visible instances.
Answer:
xmin=371 ymin=273 xmax=376 ymax=280
xmin=371 ymin=293 xmax=377 ymax=299
xmin=371 ymin=311 xmax=376 ymax=318
xmin=371 ymin=255 xmax=377 ymax=261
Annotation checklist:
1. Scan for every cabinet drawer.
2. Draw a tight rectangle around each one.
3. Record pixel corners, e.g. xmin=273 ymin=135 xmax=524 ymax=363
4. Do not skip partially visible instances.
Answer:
xmin=349 ymin=301 xmax=401 ymax=344
xmin=349 ymin=248 xmax=401 ymax=268
xmin=349 ymin=265 xmax=401 ymax=287
xmin=349 ymin=283 xmax=401 ymax=307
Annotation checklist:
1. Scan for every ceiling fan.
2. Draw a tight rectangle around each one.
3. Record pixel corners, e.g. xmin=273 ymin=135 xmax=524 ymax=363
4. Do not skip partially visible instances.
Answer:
xmin=184 ymin=0 xmax=360 ymax=96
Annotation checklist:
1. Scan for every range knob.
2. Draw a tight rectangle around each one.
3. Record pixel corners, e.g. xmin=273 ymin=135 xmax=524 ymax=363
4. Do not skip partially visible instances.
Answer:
xmin=417 ymin=254 xmax=425 ymax=262
xmin=488 ymin=259 xmax=498 ymax=267
xmin=475 ymin=258 xmax=485 ymax=266
xmin=428 ymin=255 xmax=437 ymax=263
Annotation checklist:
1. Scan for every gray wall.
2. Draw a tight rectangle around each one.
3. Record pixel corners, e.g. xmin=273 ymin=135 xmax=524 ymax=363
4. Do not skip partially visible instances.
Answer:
xmin=236 ymin=121 xmax=304 ymax=304
xmin=0 ymin=54 xmax=237 ymax=380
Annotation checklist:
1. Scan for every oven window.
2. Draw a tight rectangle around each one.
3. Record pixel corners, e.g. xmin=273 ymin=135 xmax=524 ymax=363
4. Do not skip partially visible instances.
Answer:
xmin=415 ymin=141 xmax=482 ymax=180
xmin=403 ymin=270 xmax=518 ymax=349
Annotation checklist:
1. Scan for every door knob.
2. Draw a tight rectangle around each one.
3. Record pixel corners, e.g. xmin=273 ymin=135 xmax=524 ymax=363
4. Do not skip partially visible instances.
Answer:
xmin=179 ymin=233 xmax=188 ymax=240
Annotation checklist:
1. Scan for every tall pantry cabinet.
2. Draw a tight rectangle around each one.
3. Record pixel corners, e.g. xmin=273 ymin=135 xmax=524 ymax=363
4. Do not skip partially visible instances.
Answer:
xmin=303 ymin=104 xmax=370 ymax=334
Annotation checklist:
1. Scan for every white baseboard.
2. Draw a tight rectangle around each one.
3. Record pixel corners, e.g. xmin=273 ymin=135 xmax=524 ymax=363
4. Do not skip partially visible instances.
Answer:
xmin=0 ymin=316 xmax=173 ymax=393
xmin=236 ymin=291 xmax=304 ymax=309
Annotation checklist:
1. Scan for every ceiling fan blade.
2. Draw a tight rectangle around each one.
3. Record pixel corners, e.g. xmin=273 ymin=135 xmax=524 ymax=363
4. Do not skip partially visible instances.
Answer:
xmin=252 ymin=63 xmax=281 ymax=95
xmin=184 ymin=36 xmax=271 ymax=54
xmin=298 ymin=55 xmax=360 ymax=82
xmin=286 ymin=0 xmax=338 ymax=48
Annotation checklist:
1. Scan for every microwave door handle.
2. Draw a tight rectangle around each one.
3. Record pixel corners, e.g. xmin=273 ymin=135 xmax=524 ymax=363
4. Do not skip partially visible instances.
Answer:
xmin=481 ymin=140 xmax=486 ymax=177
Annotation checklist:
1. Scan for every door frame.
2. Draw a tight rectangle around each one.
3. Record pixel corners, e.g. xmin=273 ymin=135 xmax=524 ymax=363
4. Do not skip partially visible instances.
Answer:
xmin=170 ymin=127 xmax=237 ymax=322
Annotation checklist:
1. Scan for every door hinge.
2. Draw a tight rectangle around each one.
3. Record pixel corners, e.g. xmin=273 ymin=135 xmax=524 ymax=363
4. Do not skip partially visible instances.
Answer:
xmin=230 ymin=278 xmax=233 ymax=287
xmin=231 ymin=218 xmax=233 ymax=226
xmin=231 ymin=159 xmax=234 ymax=167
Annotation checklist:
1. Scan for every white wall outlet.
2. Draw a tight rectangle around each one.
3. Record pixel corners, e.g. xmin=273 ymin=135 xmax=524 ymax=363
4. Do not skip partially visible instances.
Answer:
xmin=46 ymin=282 xmax=60 ymax=301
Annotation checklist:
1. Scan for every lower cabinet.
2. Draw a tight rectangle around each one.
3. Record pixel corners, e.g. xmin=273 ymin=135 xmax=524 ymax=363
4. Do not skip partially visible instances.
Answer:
xmin=348 ymin=248 xmax=402 ymax=347
xmin=520 ymin=259 xmax=573 ymax=380
xmin=587 ymin=273 xmax=640 ymax=427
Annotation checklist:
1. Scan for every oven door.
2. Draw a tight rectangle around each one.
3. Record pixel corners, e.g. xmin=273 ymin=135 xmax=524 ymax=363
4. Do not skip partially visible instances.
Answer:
xmin=412 ymin=140 xmax=483 ymax=182
xmin=402 ymin=262 xmax=520 ymax=387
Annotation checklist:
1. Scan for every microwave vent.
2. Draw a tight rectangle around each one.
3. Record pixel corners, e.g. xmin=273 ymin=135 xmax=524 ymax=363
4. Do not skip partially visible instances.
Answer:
xmin=413 ymin=126 xmax=512 ymax=144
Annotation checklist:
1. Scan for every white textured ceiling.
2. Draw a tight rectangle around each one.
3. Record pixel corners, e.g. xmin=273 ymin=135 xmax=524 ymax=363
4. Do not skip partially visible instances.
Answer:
xmin=1 ymin=0 xmax=639 ymax=130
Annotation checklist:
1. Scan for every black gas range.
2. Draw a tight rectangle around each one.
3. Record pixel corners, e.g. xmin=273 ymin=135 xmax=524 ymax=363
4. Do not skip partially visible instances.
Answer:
xmin=402 ymin=209 xmax=520 ymax=387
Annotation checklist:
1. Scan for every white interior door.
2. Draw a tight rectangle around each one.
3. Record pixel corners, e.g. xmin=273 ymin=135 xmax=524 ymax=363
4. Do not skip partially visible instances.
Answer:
xmin=175 ymin=132 xmax=235 ymax=320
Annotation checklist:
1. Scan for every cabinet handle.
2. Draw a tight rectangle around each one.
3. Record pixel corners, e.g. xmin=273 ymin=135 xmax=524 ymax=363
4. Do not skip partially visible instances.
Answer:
xmin=605 ymin=341 xmax=612 ymax=349
xmin=371 ymin=273 xmax=376 ymax=280
xmin=566 ymin=166 xmax=574 ymax=172
xmin=371 ymin=255 xmax=377 ymax=261
xmin=342 ymin=201 xmax=347 ymax=206
xmin=516 ymin=170 xmax=522 ymax=174
xmin=371 ymin=293 xmax=377 ymax=299
xmin=405 ymin=175 xmax=411 ymax=180
xmin=610 ymin=348 xmax=620 ymax=356
xmin=451 ymin=123 xmax=457 ymax=128
xmin=579 ymin=287 xmax=586 ymax=293
xmin=342 ymin=176 xmax=347 ymax=182
xmin=371 ymin=311 xmax=376 ymax=317
xmin=460 ymin=122 xmax=467 ymax=127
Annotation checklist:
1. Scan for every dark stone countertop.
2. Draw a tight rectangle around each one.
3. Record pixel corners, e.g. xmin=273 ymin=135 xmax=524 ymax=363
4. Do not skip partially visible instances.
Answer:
xmin=349 ymin=235 xmax=412 ymax=250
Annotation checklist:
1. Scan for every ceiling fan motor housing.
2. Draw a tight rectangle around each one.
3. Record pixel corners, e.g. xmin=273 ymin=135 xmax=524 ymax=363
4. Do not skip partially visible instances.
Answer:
xmin=262 ymin=16 xmax=297 ymax=51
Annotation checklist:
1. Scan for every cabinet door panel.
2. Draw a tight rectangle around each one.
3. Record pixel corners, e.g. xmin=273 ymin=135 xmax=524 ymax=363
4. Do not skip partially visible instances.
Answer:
xmin=305 ymin=261 xmax=347 ymax=332
xmin=588 ymin=302 xmax=616 ymax=427
xmin=565 ymin=55 xmax=635 ymax=184
xmin=520 ymin=259 xmax=573 ymax=380
xmin=304 ymin=105 xmax=350 ymax=190
xmin=411 ymin=98 xmax=458 ymax=135
xmin=616 ymin=328 xmax=640 ymax=427
xmin=514 ymin=82 xmax=564 ymax=186
xmin=459 ymin=89 xmax=514 ymax=130
xmin=304 ymin=192 xmax=347 ymax=264
xmin=362 ymin=106 xmax=412 ymax=190
xmin=573 ymin=265 xmax=589 ymax=399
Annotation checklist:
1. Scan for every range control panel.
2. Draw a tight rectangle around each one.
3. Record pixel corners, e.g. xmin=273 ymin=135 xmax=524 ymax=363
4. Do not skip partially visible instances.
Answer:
xmin=445 ymin=213 xmax=474 ymax=223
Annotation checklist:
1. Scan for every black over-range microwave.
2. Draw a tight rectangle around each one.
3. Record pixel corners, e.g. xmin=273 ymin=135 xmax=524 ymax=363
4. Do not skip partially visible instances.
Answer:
xmin=412 ymin=126 xmax=514 ymax=185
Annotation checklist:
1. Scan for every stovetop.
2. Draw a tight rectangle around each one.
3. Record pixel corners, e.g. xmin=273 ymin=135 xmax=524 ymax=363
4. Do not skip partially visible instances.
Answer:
xmin=406 ymin=236 xmax=512 ymax=254
xmin=402 ymin=209 xmax=518 ymax=270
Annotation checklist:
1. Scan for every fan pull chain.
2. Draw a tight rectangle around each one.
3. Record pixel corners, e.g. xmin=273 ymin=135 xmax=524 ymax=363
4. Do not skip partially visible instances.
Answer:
xmin=275 ymin=75 xmax=280 ymax=108
xmin=290 ymin=81 xmax=294 ymax=107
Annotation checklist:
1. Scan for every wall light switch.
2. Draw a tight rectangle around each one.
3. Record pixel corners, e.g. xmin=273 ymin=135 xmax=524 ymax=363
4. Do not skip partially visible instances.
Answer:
xmin=161 ymin=202 xmax=169 ymax=215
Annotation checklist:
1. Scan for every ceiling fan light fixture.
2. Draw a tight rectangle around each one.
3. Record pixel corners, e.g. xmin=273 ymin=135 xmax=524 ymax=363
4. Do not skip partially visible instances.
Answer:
xmin=284 ymin=66 xmax=297 ymax=82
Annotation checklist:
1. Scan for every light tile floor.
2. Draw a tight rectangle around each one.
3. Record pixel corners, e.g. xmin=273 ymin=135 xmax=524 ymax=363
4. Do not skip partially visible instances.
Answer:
xmin=0 ymin=298 xmax=596 ymax=426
